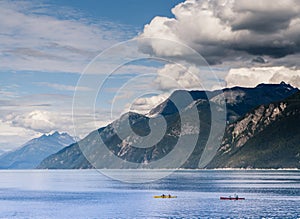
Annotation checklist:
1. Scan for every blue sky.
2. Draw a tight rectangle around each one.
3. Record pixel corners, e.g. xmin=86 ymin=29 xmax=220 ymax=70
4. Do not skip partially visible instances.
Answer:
xmin=45 ymin=0 xmax=184 ymax=27
xmin=1 ymin=0 xmax=300 ymax=150
xmin=0 ymin=0 xmax=185 ymax=149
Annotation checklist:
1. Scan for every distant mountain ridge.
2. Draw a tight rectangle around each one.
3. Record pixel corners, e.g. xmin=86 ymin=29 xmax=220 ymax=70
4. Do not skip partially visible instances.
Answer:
xmin=37 ymin=83 xmax=299 ymax=169
xmin=0 ymin=149 xmax=6 ymax=156
xmin=0 ymin=131 xmax=75 ymax=169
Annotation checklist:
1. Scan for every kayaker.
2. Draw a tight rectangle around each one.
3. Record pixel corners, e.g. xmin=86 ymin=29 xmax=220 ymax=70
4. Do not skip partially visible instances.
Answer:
xmin=161 ymin=194 xmax=165 ymax=198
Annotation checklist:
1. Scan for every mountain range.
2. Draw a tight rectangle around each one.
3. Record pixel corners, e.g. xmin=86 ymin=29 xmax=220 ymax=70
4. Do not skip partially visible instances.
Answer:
xmin=0 ymin=149 xmax=6 ymax=156
xmin=37 ymin=82 xmax=300 ymax=169
xmin=0 ymin=131 xmax=75 ymax=169
xmin=207 ymin=91 xmax=300 ymax=168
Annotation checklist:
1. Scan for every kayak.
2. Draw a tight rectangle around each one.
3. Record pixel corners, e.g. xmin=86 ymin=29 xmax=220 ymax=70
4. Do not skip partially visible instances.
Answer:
xmin=220 ymin=197 xmax=245 ymax=200
xmin=154 ymin=195 xmax=177 ymax=198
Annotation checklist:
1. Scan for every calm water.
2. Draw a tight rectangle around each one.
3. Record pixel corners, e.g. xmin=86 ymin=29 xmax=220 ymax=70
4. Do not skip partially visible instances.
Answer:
xmin=0 ymin=169 xmax=299 ymax=218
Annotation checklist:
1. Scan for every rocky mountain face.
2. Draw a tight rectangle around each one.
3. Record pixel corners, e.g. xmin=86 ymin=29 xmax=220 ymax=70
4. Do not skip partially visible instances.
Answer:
xmin=0 ymin=132 xmax=75 ymax=169
xmin=150 ymin=82 xmax=297 ymax=123
xmin=39 ymin=104 xmax=208 ymax=169
xmin=38 ymin=83 xmax=299 ymax=169
xmin=207 ymin=91 xmax=300 ymax=168
xmin=37 ymin=142 xmax=92 ymax=169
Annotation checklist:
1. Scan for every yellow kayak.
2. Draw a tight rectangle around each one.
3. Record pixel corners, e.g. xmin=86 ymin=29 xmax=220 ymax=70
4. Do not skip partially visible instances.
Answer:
xmin=153 ymin=195 xmax=177 ymax=198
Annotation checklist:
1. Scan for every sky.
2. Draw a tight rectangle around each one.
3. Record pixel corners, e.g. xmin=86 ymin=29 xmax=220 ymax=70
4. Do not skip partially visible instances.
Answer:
xmin=1 ymin=0 xmax=300 ymax=150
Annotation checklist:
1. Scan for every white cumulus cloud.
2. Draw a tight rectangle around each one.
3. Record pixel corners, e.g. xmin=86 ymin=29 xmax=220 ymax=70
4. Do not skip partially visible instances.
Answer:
xmin=226 ymin=66 xmax=300 ymax=88
xmin=127 ymin=93 xmax=170 ymax=115
xmin=4 ymin=110 xmax=61 ymax=133
xmin=138 ymin=0 xmax=300 ymax=67
xmin=155 ymin=63 xmax=204 ymax=91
